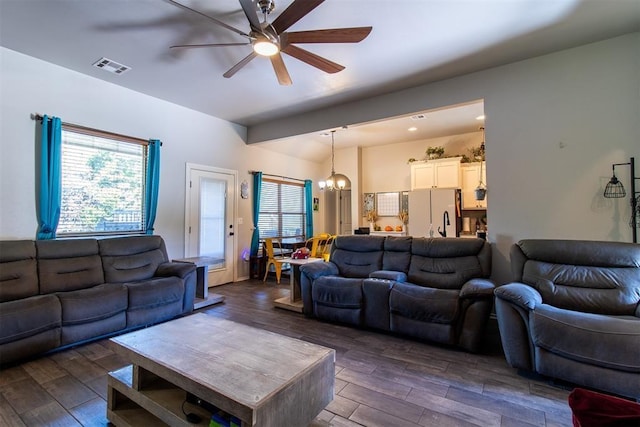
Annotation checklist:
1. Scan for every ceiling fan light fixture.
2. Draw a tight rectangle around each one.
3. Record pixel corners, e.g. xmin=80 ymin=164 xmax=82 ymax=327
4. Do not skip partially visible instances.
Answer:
xmin=253 ymin=38 xmax=279 ymax=56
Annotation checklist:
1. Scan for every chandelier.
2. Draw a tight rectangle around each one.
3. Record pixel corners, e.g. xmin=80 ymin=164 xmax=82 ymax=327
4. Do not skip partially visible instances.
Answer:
xmin=319 ymin=130 xmax=348 ymax=191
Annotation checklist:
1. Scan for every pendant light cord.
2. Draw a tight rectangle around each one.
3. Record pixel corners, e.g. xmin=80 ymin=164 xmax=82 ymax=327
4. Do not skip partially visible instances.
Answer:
xmin=331 ymin=130 xmax=336 ymax=175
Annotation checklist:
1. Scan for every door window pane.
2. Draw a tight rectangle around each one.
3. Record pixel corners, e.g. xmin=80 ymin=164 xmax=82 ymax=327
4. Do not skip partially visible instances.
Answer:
xmin=200 ymin=177 xmax=225 ymax=259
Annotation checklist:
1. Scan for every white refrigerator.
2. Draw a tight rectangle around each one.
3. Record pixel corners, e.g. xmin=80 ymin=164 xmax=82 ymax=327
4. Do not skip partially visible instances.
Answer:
xmin=408 ymin=188 xmax=461 ymax=238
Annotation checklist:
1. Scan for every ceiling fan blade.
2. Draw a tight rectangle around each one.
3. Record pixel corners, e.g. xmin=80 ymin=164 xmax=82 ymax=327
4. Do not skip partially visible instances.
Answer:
xmin=284 ymin=27 xmax=372 ymax=44
xmin=165 ymin=0 xmax=250 ymax=39
xmin=170 ymin=42 xmax=250 ymax=49
xmin=271 ymin=0 xmax=324 ymax=34
xmin=282 ymin=44 xmax=344 ymax=74
xmin=238 ymin=0 xmax=261 ymax=31
xmin=223 ymin=52 xmax=258 ymax=78
xmin=270 ymin=53 xmax=292 ymax=86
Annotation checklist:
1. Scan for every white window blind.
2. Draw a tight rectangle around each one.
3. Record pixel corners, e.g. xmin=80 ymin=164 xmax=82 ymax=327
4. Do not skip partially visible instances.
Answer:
xmin=58 ymin=128 xmax=147 ymax=235
xmin=258 ymin=179 xmax=306 ymax=239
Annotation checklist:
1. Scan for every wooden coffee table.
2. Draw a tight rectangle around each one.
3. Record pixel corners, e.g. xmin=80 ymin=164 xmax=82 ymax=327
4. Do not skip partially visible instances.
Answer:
xmin=107 ymin=313 xmax=335 ymax=426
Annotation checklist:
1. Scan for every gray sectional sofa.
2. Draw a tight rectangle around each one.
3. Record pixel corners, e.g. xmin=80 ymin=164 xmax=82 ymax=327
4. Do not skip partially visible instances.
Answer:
xmin=300 ymin=235 xmax=495 ymax=352
xmin=495 ymin=239 xmax=640 ymax=399
xmin=0 ymin=235 xmax=196 ymax=366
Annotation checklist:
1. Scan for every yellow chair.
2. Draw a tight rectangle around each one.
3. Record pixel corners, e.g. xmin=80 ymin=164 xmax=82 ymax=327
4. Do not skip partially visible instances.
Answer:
xmin=320 ymin=235 xmax=336 ymax=261
xmin=262 ymin=238 xmax=290 ymax=284
xmin=305 ymin=233 xmax=332 ymax=258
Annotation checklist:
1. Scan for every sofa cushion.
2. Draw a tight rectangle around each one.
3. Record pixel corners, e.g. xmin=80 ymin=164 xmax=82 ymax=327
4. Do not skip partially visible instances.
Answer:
xmin=312 ymin=277 xmax=363 ymax=309
xmin=531 ymin=304 xmax=640 ymax=373
xmin=408 ymin=255 xmax=485 ymax=290
xmin=330 ymin=236 xmax=385 ymax=278
xmin=408 ymin=238 xmax=489 ymax=289
xmin=312 ymin=276 xmax=364 ymax=326
xmin=382 ymin=237 xmax=412 ymax=273
xmin=57 ymin=283 xmax=128 ymax=325
xmin=0 ymin=240 xmax=38 ymax=302
xmin=37 ymin=239 xmax=104 ymax=294
xmin=521 ymin=262 xmax=640 ymax=315
xmin=99 ymin=236 xmax=168 ymax=283
xmin=126 ymin=277 xmax=184 ymax=310
xmin=389 ymin=282 xmax=460 ymax=324
xmin=0 ymin=294 xmax=61 ymax=345
xmin=512 ymin=239 xmax=640 ymax=315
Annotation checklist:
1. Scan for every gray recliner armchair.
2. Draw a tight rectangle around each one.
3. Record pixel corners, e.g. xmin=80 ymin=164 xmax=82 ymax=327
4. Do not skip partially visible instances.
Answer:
xmin=494 ymin=239 xmax=640 ymax=399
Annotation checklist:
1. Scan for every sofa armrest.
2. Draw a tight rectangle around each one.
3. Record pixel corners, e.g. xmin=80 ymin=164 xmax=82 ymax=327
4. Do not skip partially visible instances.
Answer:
xmin=156 ymin=262 xmax=197 ymax=279
xmin=300 ymin=261 xmax=338 ymax=280
xmin=299 ymin=262 xmax=339 ymax=316
xmin=459 ymin=278 xmax=495 ymax=299
xmin=369 ymin=270 xmax=407 ymax=282
xmin=494 ymin=283 xmax=542 ymax=310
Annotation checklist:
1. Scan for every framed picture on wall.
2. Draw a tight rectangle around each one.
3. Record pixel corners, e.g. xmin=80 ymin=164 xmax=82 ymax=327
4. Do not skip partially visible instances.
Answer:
xmin=376 ymin=192 xmax=400 ymax=216
xmin=363 ymin=193 xmax=375 ymax=216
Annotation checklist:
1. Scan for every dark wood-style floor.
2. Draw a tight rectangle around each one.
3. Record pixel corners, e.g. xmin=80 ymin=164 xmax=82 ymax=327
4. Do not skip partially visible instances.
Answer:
xmin=0 ymin=279 xmax=575 ymax=426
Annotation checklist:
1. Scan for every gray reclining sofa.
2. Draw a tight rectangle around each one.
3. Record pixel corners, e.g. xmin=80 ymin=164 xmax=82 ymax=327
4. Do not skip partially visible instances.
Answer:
xmin=0 ymin=235 xmax=196 ymax=366
xmin=300 ymin=235 xmax=495 ymax=352
xmin=495 ymin=239 xmax=640 ymax=399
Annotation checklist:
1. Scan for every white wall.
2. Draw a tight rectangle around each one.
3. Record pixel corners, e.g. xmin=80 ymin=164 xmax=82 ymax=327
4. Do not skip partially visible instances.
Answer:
xmin=362 ymin=131 xmax=483 ymax=193
xmin=3 ymin=33 xmax=638 ymax=285
xmin=358 ymin=131 xmax=483 ymax=230
xmin=0 ymin=48 xmax=323 ymax=280
xmin=248 ymin=33 xmax=640 ymax=284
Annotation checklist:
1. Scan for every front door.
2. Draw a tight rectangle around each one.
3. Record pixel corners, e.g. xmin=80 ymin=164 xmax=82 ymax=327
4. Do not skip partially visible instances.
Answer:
xmin=186 ymin=164 xmax=236 ymax=286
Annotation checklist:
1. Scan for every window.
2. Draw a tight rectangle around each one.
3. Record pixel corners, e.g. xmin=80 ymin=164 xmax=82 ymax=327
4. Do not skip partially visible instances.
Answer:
xmin=58 ymin=126 xmax=148 ymax=236
xmin=258 ymin=178 xmax=306 ymax=239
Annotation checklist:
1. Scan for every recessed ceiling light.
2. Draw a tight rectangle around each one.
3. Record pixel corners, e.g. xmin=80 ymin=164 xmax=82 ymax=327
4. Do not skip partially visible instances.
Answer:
xmin=408 ymin=127 xmax=417 ymax=132
xmin=476 ymin=115 xmax=485 ymax=121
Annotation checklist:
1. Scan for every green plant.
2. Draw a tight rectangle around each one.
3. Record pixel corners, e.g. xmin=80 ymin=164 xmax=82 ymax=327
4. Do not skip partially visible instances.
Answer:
xmin=426 ymin=146 xmax=445 ymax=159
xmin=468 ymin=145 xmax=485 ymax=161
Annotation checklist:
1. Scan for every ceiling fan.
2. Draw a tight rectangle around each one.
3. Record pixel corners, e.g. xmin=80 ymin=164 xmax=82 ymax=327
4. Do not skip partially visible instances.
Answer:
xmin=167 ymin=0 xmax=372 ymax=85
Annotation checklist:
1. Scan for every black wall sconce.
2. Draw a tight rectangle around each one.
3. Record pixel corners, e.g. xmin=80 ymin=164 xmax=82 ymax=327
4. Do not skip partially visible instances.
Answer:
xmin=604 ymin=157 xmax=638 ymax=243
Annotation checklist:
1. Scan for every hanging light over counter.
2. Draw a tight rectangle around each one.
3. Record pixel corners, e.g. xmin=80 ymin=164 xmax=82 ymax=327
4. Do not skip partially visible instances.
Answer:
xmin=319 ymin=130 xmax=348 ymax=191
xmin=475 ymin=126 xmax=487 ymax=201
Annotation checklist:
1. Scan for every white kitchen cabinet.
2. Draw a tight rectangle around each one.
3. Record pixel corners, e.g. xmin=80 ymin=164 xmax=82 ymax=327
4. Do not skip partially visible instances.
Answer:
xmin=461 ymin=162 xmax=487 ymax=209
xmin=410 ymin=157 xmax=462 ymax=190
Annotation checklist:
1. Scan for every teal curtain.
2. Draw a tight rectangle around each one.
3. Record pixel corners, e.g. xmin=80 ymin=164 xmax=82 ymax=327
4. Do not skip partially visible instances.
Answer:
xmin=250 ymin=171 xmax=262 ymax=256
xmin=304 ymin=179 xmax=313 ymax=238
xmin=36 ymin=115 xmax=62 ymax=240
xmin=144 ymin=139 xmax=161 ymax=235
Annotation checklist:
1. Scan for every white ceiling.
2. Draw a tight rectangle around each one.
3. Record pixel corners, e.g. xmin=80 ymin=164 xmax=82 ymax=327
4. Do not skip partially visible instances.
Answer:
xmin=1 ymin=0 xmax=639 ymax=160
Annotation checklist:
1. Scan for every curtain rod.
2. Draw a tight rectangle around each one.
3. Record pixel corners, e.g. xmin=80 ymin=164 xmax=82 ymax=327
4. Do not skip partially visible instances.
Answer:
xmin=249 ymin=170 xmax=307 ymax=183
xmin=31 ymin=113 xmax=153 ymax=146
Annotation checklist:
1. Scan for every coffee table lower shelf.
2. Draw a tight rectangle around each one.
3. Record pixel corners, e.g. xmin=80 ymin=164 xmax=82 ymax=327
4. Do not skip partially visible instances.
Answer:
xmin=108 ymin=366 xmax=214 ymax=427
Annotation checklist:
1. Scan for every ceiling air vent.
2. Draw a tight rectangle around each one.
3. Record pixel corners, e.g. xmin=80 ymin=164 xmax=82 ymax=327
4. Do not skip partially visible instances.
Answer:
xmin=410 ymin=114 xmax=427 ymax=121
xmin=92 ymin=57 xmax=131 ymax=75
